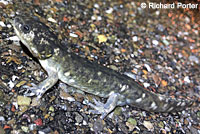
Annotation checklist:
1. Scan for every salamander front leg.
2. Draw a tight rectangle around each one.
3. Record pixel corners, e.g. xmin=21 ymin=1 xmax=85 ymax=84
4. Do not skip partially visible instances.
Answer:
xmin=88 ymin=92 xmax=120 ymax=119
xmin=23 ymin=69 xmax=58 ymax=99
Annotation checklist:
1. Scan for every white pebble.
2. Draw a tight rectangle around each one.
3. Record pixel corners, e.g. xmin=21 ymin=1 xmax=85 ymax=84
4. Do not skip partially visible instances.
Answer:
xmin=0 ymin=21 xmax=6 ymax=27
xmin=94 ymin=3 xmax=99 ymax=8
xmin=69 ymin=33 xmax=78 ymax=38
xmin=12 ymin=75 xmax=18 ymax=81
xmin=0 ymin=116 xmax=5 ymax=121
xmin=152 ymin=40 xmax=159 ymax=46
xmin=7 ymin=24 xmax=12 ymax=28
xmin=91 ymin=16 xmax=96 ymax=20
xmin=106 ymin=7 xmax=113 ymax=14
xmin=144 ymin=64 xmax=151 ymax=72
xmin=47 ymin=17 xmax=57 ymax=23
xmin=97 ymin=16 xmax=102 ymax=21
xmin=6 ymin=36 xmax=20 ymax=41
xmin=143 ymin=82 xmax=150 ymax=88
xmin=0 ymin=0 xmax=10 ymax=5
xmin=132 ymin=36 xmax=138 ymax=42
xmin=184 ymin=76 xmax=190 ymax=83
xmin=8 ymin=80 xmax=15 ymax=89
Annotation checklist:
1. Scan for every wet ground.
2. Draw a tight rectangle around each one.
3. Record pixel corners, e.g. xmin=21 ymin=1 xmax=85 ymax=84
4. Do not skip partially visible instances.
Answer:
xmin=0 ymin=0 xmax=200 ymax=133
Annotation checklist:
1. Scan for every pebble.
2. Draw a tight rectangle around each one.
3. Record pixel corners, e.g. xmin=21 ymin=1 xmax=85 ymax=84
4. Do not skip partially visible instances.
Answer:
xmin=184 ymin=76 xmax=190 ymax=83
xmin=6 ymin=36 xmax=20 ymax=41
xmin=60 ymin=89 xmax=75 ymax=102
xmin=0 ymin=21 xmax=6 ymax=27
xmin=132 ymin=36 xmax=138 ymax=42
xmin=69 ymin=33 xmax=78 ymax=38
xmin=7 ymin=80 xmax=15 ymax=89
xmin=0 ymin=116 xmax=5 ymax=121
xmin=97 ymin=34 xmax=107 ymax=43
xmin=143 ymin=82 xmax=150 ymax=88
xmin=0 ymin=0 xmax=11 ymax=5
xmin=21 ymin=126 xmax=29 ymax=133
xmin=17 ymin=96 xmax=31 ymax=106
xmin=162 ymin=39 xmax=169 ymax=46
xmin=144 ymin=64 xmax=151 ymax=72
xmin=143 ymin=121 xmax=154 ymax=131
xmin=152 ymin=40 xmax=159 ymax=46
xmin=47 ymin=17 xmax=57 ymax=23
xmin=31 ymin=97 xmax=41 ymax=106
xmin=75 ymin=112 xmax=83 ymax=124
xmin=105 ymin=7 xmax=113 ymax=14
xmin=189 ymin=55 xmax=199 ymax=64
xmin=94 ymin=3 xmax=99 ymax=8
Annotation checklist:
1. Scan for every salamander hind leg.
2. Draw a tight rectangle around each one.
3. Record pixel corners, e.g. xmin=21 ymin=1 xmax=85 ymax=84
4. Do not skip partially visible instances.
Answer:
xmin=23 ymin=83 xmax=43 ymax=98
xmin=88 ymin=92 xmax=120 ymax=119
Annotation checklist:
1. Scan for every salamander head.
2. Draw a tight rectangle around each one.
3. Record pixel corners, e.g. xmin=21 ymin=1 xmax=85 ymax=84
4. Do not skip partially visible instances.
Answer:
xmin=11 ymin=16 xmax=57 ymax=59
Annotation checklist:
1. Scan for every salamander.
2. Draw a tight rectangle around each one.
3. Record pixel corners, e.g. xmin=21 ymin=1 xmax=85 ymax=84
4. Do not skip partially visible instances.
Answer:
xmin=10 ymin=16 xmax=194 ymax=119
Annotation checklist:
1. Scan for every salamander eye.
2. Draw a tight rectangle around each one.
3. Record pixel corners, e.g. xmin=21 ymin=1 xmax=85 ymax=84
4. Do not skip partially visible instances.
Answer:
xmin=22 ymin=25 xmax=30 ymax=33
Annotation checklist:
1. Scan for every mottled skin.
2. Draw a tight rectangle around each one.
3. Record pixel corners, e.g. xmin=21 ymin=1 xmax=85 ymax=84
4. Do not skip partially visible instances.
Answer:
xmin=11 ymin=16 xmax=193 ymax=119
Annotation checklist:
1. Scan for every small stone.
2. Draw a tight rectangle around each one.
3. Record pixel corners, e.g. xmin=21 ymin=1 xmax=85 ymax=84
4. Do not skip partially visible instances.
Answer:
xmin=69 ymin=33 xmax=78 ymax=38
xmin=143 ymin=121 xmax=154 ymax=131
xmin=83 ymin=120 xmax=87 ymax=125
xmin=0 ymin=0 xmax=10 ymax=5
xmin=106 ymin=7 xmax=113 ymax=14
xmin=60 ymin=90 xmax=75 ymax=102
xmin=162 ymin=40 xmax=169 ymax=46
xmin=143 ymin=82 xmax=150 ymax=88
xmin=28 ymin=124 xmax=37 ymax=131
xmin=155 ymin=10 xmax=160 ymax=15
xmin=17 ymin=96 xmax=31 ymax=106
xmin=47 ymin=17 xmax=57 ymax=23
xmin=152 ymin=40 xmax=159 ymax=46
xmin=0 ymin=116 xmax=5 ymax=121
xmin=34 ymin=118 xmax=43 ymax=126
xmin=75 ymin=112 xmax=83 ymax=124
xmin=144 ymin=64 xmax=151 ymax=72
xmin=94 ymin=3 xmax=99 ymax=8
xmin=126 ymin=121 xmax=136 ymax=131
xmin=8 ymin=80 xmax=15 ymax=89
xmin=124 ymin=72 xmax=136 ymax=79
xmin=31 ymin=97 xmax=41 ymax=106
xmin=189 ymin=55 xmax=199 ymax=64
xmin=0 ymin=21 xmax=6 ymax=27
xmin=158 ymin=121 xmax=164 ymax=128
xmin=197 ymin=111 xmax=200 ymax=118
xmin=132 ymin=36 xmax=138 ymax=42
xmin=97 ymin=35 xmax=107 ymax=43
xmin=161 ymin=80 xmax=167 ymax=87
xmin=7 ymin=24 xmax=12 ymax=28
xmin=49 ymin=106 xmax=54 ymax=112
xmin=127 ymin=118 xmax=137 ymax=126
xmin=184 ymin=119 xmax=189 ymax=125
xmin=21 ymin=126 xmax=29 ymax=133
xmin=184 ymin=76 xmax=190 ymax=83
xmin=18 ymin=106 xmax=28 ymax=115
xmin=16 ymin=81 xmax=26 ymax=88
xmin=142 ymin=70 xmax=148 ymax=75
